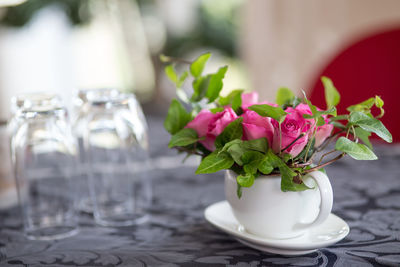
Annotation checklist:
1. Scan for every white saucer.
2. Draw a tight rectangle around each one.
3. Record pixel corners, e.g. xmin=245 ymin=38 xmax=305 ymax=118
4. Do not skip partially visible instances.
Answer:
xmin=204 ymin=201 xmax=349 ymax=255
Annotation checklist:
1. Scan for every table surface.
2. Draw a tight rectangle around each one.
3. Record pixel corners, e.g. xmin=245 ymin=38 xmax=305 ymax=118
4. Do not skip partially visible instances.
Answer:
xmin=1 ymin=116 xmax=400 ymax=267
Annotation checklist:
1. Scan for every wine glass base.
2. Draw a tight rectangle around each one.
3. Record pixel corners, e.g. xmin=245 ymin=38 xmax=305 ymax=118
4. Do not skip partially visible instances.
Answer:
xmin=94 ymin=214 xmax=149 ymax=227
xmin=25 ymin=226 xmax=79 ymax=241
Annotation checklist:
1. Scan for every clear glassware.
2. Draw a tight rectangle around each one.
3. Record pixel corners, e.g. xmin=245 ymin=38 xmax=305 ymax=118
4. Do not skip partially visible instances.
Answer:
xmin=84 ymin=92 xmax=151 ymax=226
xmin=12 ymin=104 xmax=79 ymax=240
xmin=72 ymin=88 xmax=120 ymax=213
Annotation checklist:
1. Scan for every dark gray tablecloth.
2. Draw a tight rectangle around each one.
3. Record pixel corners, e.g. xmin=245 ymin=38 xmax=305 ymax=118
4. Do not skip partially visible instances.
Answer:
xmin=1 ymin=117 xmax=400 ymax=266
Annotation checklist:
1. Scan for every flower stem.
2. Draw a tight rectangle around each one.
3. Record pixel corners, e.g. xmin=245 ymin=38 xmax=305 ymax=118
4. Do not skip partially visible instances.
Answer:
xmin=304 ymin=153 xmax=345 ymax=173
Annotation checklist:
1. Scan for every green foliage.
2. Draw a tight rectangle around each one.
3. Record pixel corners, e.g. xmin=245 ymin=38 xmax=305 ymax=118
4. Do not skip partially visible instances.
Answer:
xmin=215 ymin=117 xmax=243 ymax=149
xmin=237 ymin=173 xmax=255 ymax=187
xmin=218 ymin=89 xmax=243 ymax=112
xmin=206 ymin=66 xmax=228 ymax=102
xmin=168 ymin=128 xmax=199 ymax=148
xmin=164 ymin=99 xmax=192 ymax=135
xmin=191 ymin=76 xmax=211 ymax=102
xmin=321 ymin=76 xmax=340 ymax=108
xmin=242 ymin=138 xmax=268 ymax=153
xmin=195 ymin=151 xmax=234 ymax=174
xmin=335 ymin=137 xmax=377 ymax=160
xmin=349 ymin=111 xmax=392 ymax=143
xmin=265 ymin=150 xmax=310 ymax=191
xmin=276 ymin=87 xmax=295 ymax=106
xmin=248 ymin=104 xmax=287 ymax=123
xmin=354 ymin=127 xmax=372 ymax=149
xmin=190 ymin=53 xmax=211 ymax=78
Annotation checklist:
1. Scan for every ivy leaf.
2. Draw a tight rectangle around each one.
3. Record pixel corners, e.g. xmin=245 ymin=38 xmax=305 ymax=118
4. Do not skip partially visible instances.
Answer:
xmin=242 ymin=138 xmax=268 ymax=153
xmin=276 ymin=87 xmax=295 ymax=106
xmin=335 ymin=137 xmax=377 ymax=160
xmin=242 ymin=151 xmax=265 ymax=174
xmin=168 ymin=128 xmax=199 ymax=148
xmin=218 ymin=89 xmax=243 ymax=112
xmin=347 ymin=97 xmax=375 ymax=113
xmin=354 ymin=127 xmax=372 ymax=149
xmin=258 ymin=156 xmax=274 ymax=175
xmin=195 ymin=151 xmax=234 ymax=174
xmin=349 ymin=111 xmax=392 ymax=143
xmin=165 ymin=65 xmax=178 ymax=84
xmin=375 ymin=95 xmax=384 ymax=108
xmin=266 ymin=150 xmax=310 ymax=191
xmin=177 ymin=71 xmax=188 ymax=88
xmin=321 ymin=76 xmax=340 ymax=108
xmin=210 ymin=107 xmax=224 ymax=113
xmin=190 ymin=52 xmax=211 ymax=78
xmin=164 ymin=99 xmax=192 ymax=134
xmin=237 ymin=173 xmax=255 ymax=187
xmin=303 ymin=106 xmax=337 ymax=119
xmin=191 ymin=75 xmax=211 ymax=102
xmin=227 ymin=143 xmax=245 ymax=166
xmin=206 ymin=66 xmax=228 ymax=102
xmin=215 ymin=117 xmax=243 ymax=149
xmin=248 ymin=104 xmax=287 ymax=123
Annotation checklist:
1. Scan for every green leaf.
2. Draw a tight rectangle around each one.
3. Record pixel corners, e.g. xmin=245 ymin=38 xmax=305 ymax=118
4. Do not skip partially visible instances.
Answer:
xmin=159 ymin=54 xmax=170 ymax=63
xmin=195 ymin=151 xmax=234 ymax=174
xmin=276 ymin=87 xmax=295 ymax=106
xmin=177 ymin=71 xmax=188 ymax=88
xmin=165 ymin=65 xmax=178 ymax=84
xmin=164 ymin=99 xmax=192 ymax=134
xmin=227 ymin=143 xmax=245 ymax=165
xmin=242 ymin=138 xmax=268 ymax=153
xmin=335 ymin=137 xmax=377 ymax=160
xmin=168 ymin=128 xmax=199 ymax=148
xmin=330 ymin=115 xmax=349 ymax=121
xmin=237 ymin=173 xmax=255 ymax=187
xmin=206 ymin=66 xmax=228 ymax=102
xmin=321 ymin=76 xmax=340 ymax=108
xmin=248 ymin=104 xmax=287 ymax=123
xmin=218 ymin=89 xmax=243 ymax=112
xmin=236 ymin=183 xmax=243 ymax=198
xmin=258 ymin=157 xmax=274 ymax=175
xmin=215 ymin=117 xmax=243 ymax=149
xmin=354 ymin=127 xmax=372 ymax=149
xmin=191 ymin=75 xmax=211 ymax=102
xmin=375 ymin=96 xmax=384 ymax=108
xmin=190 ymin=52 xmax=211 ymax=78
xmin=303 ymin=106 xmax=337 ymax=119
xmin=220 ymin=139 xmax=242 ymax=152
xmin=266 ymin=150 xmax=310 ymax=191
xmin=242 ymin=151 xmax=265 ymax=174
xmin=349 ymin=111 xmax=392 ymax=143
xmin=210 ymin=107 xmax=224 ymax=113
xmin=347 ymin=97 xmax=375 ymax=113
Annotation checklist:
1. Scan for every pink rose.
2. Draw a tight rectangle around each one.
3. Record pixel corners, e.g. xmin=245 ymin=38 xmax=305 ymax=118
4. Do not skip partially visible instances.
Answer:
xmin=241 ymin=92 xmax=259 ymax=109
xmin=241 ymin=110 xmax=274 ymax=147
xmin=272 ymin=106 xmax=313 ymax=157
xmin=186 ymin=108 xmax=237 ymax=151
xmin=296 ymin=103 xmax=333 ymax=147
xmin=241 ymin=92 xmax=276 ymax=110
xmin=315 ymin=117 xmax=333 ymax=147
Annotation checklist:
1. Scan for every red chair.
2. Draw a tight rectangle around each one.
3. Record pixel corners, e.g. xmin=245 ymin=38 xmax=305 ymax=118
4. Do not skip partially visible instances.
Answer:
xmin=309 ymin=28 xmax=400 ymax=142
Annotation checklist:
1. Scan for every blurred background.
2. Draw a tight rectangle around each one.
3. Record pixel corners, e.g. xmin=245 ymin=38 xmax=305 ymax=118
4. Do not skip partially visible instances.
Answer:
xmin=0 ymin=0 xmax=399 ymax=118
xmin=1 ymin=0 xmax=400 ymax=206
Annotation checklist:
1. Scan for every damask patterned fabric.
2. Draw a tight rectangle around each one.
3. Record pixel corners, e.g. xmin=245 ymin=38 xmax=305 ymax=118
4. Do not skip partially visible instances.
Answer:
xmin=0 ymin=117 xmax=399 ymax=266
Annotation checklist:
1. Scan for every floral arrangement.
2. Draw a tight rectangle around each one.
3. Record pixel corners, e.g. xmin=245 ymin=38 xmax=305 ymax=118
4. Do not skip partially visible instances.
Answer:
xmin=162 ymin=53 xmax=392 ymax=198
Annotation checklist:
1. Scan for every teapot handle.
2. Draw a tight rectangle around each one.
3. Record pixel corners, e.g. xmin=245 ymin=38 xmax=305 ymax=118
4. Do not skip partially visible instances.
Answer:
xmin=294 ymin=170 xmax=333 ymax=230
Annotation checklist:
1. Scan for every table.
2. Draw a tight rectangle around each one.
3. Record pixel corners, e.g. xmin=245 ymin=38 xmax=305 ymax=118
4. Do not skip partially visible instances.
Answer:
xmin=1 ymin=116 xmax=400 ymax=266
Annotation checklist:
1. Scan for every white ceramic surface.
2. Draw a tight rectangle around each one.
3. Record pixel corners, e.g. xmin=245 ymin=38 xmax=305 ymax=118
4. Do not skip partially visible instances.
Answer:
xmin=204 ymin=201 xmax=349 ymax=255
xmin=225 ymin=170 xmax=333 ymax=239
